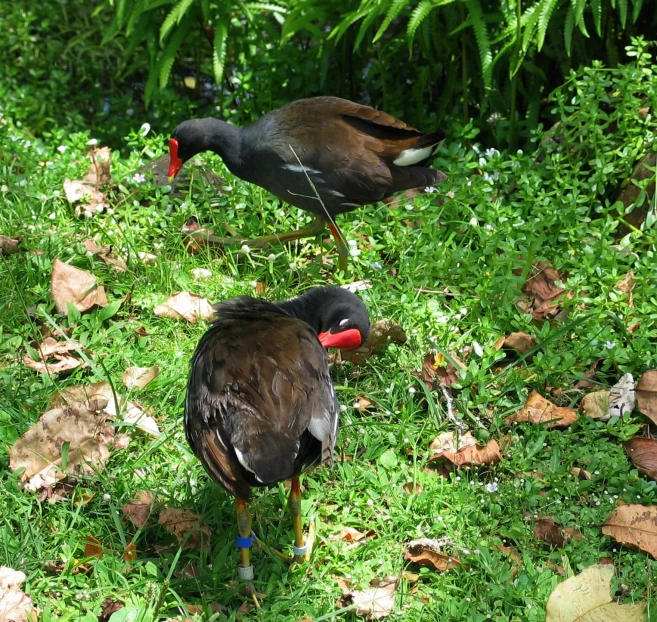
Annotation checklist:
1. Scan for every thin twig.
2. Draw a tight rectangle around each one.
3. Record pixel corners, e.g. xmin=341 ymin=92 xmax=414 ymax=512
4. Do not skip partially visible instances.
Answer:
xmin=440 ymin=385 xmax=465 ymax=433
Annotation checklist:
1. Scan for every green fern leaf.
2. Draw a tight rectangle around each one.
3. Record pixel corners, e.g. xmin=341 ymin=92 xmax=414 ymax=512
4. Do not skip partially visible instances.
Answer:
xmin=591 ymin=0 xmax=602 ymax=35
xmin=328 ymin=6 xmax=372 ymax=43
xmin=564 ymin=4 xmax=575 ymax=55
xmin=617 ymin=0 xmax=628 ymax=27
xmin=632 ymin=0 xmax=644 ymax=22
xmin=159 ymin=18 xmax=190 ymax=89
xmin=373 ymin=0 xmax=407 ymax=43
xmin=521 ymin=3 xmax=541 ymax=52
xmin=407 ymin=0 xmax=436 ymax=45
xmin=160 ymin=0 xmax=195 ymax=43
xmin=212 ymin=20 xmax=229 ymax=84
xmin=536 ymin=0 xmax=562 ymax=51
xmin=355 ymin=7 xmax=382 ymax=50
xmin=572 ymin=0 xmax=589 ymax=37
xmin=245 ymin=3 xmax=287 ymax=13
xmin=465 ymin=0 xmax=492 ymax=88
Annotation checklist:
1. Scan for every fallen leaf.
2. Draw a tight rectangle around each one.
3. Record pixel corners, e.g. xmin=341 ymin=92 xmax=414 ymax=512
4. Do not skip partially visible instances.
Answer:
xmin=84 ymin=535 xmax=103 ymax=559
xmin=9 ymin=403 xmax=117 ymax=491
xmin=625 ymin=438 xmax=657 ymax=482
xmin=0 ymin=567 xmax=35 ymax=622
xmin=84 ymin=146 xmax=112 ymax=187
xmin=23 ymin=335 xmax=85 ymax=374
xmin=236 ymin=602 xmax=255 ymax=616
xmin=570 ymin=467 xmax=592 ymax=480
xmin=51 ymin=258 xmax=108 ymax=314
xmin=254 ymin=281 xmax=267 ymax=295
xmin=191 ymin=267 xmax=212 ymax=281
xmin=158 ymin=508 xmax=211 ymax=551
xmin=63 ymin=179 xmax=109 ymax=217
xmin=546 ymin=564 xmax=645 ymax=621
xmin=115 ymin=401 xmax=160 ymax=436
xmin=138 ymin=251 xmax=157 ymax=265
xmin=545 ymin=561 xmax=567 ymax=576
xmin=533 ymin=516 xmax=582 ymax=548
xmin=607 ymin=373 xmax=635 ymax=419
xmin=429 ymin=431 xmax=477 ymax=454
xmin=602 ymin=504 xmax=657 ymax=558
xmin=418 ymin=351 xmax=464 ymax=389
xmin=153 ymin=292 xmax=215 ymax=323
xmin=122 ymin=492 xmax=155 ymax=528
xmin=99 ymin=599 xmax=124 ymax=622
xmin=429 ymin=432 xmax=502 ymax=469
xmin=516 ymin=261 xmax=571 ymax=320
xmin=505 ymin=391 xmax=577 ymax=428
xmin=0 ymin=235 xmax=20 ymax=256
xmin=338 ymin=319 xmax=407 ymax=364
xmin=354 ymin=396 xmax=372 ymax=411
xmin=330 ymin=526 xmax=377 ymax=542
xmin=84 ymin=239 xmax=127 ymax=272
xmin=338 ymin=576 xmax=397 ymax=620
xmin=404 ymin=541 xmax=461 ymax=572
xmin=122 ymin=366 xmax=159 ymax=390
xmin=580 ymin=390 xmax=610 ymax=419
xmin=493 ymin=545 xmax=522 ymax=573
xmin=402 ymin=482 xmax=423 ymax=495
xmin=575 ymin=358 xmax=603 ymax=389
xmin=614 ymin=272 xmax=636 ymax=308
xmin=503 ymin=332 xmax=536 ymax=354
xmin=636 ymin=370 xmax=657 ymax=425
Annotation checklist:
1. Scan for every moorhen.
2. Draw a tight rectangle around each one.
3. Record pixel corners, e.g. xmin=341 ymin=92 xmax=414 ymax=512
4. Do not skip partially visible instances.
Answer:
xmin=168 ymin=96 xmax=446 ymax=270
xmin=184 ymin=286 xmax=370 ymax=600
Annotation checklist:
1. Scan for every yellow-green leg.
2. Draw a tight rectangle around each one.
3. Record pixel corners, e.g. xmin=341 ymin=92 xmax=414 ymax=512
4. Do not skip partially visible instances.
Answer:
xmin=236 ymin=498 xmax=260 ymax=608
xmin=327 ymin=222 xmax=349 ymax=272
xmin=288 ymin=477 xmax=309 ymax=563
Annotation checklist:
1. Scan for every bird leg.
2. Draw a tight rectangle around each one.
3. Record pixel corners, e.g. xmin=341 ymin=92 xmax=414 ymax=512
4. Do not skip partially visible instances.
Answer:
xmin=236 ymin=498 xmax=260 ymax=608
xmin=327 ymin=221 xmax=349 ymax=272
xmin=288 ymin=477 xmax=309 ymax=563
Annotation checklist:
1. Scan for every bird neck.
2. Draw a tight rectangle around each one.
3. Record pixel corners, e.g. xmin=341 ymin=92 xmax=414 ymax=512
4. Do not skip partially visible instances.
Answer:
xmin=202 ymin=119 xmax=244 ymax=172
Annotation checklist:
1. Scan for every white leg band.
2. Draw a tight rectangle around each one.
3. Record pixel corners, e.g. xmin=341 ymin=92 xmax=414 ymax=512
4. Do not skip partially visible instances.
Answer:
xmin=293 ymin=544 xmax=308 ymax=557
xmin=238 ymin=565 xmax=254 ymax=581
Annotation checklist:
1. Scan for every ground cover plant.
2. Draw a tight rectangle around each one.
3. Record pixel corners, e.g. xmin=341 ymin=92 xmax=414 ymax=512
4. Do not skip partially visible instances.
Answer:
xmin=1 ymin=40 xmax=657 ymax=621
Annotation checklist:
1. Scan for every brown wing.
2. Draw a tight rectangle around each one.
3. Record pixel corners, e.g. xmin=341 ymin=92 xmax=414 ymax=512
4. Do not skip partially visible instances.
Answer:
xmin=185 ymin=310 xmax=337 ymax=500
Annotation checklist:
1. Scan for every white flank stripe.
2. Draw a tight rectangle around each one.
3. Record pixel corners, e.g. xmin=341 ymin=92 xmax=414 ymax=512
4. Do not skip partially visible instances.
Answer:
xmin=233 ymin=447 xmax=255 ymax=473
xmin=393 ymin=145 xmax=434 ymax=166
xmin=282 ymin=163 xmax=322 ymax=174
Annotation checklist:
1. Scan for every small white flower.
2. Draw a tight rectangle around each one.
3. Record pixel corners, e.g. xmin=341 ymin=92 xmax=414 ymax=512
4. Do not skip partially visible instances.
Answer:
xmin=366 ymin=499 xmax=374 ymax=506
xmin=469 ymin=216 xmax=479 ymax=226
xmin=424 ymin=186 xmax=437 ymax=193
xmin=486 ymin=482 xmax=499 ymax=493
xmin=86 ymin=138 xmax=98 ymax=147
xmin=267 ymin=253 xmax=276 ymax=262
xmin=349 ymin=248 xmax=361 ymax=257
xmin=18 ymin=179 xmax=27 ymax=187
xmin=473 ymin=341 xmax=484 ymax=357
xmin=604 ymin=341 xmax=615 ymax=349
xmin=0 ymin=185 xmax=8 ymax=192
xmin=408 ymin=387 xmax=416 ymax=394
xmin=445 ymin=190 xmax=455 ymax=199
xmin=102 ymin=493 xmax=111 ymax=502
xmin=57 ymin=145 xmax=68 ymax=153
xmin=48 ymin=212 xmax=57 ymax=220
xmin=139 ymin=122 xmax=151 ymax=137
xmin=370 ymin=261 xmax=382 ymax=271
xmin=485 ymin=148 xmax=500 ymax=158
xmin=132 ymin=173 xmax=146 ymax=184
xmin=240 ymin=244 xmax=251 ymax=255
xmin=340 ymin=404 xmax=348 ymax=412
xmin=288 ymin=261 xmax=298 ymax=270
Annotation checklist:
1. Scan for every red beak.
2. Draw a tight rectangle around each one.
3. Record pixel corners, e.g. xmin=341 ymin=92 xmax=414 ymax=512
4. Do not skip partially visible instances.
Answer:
xmin=167 ymin=138 xmax=183 ymax=181
xmin=318 ymin=328 xmax=363 ymax=350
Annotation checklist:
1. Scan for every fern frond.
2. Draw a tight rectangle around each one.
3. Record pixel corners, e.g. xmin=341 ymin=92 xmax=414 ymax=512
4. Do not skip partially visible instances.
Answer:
xmin=465 ymin=0 xmax=492 ymax=89
xmin=355 ymin=8 xmax=382 ymax=50
xmin=617 ymin=0 xmax=628 ymax=27
xmin=536 ymin=0 xmax=562 ymax=51
xmin=572 ymin=0 xmax=588 ymax=37
xmin=373 ymin=0 xmax=407 ymax=43
xmin=160 ymin=0 xmax=195 ymax=42
xmin=591 ymin=0 xmax=602 ymax=36
xmin=328 ymin=4 xmax=372 ymax=43
xmin=632 ymin=0 xmax=644 ymax=23
xmin=407 ymin=0 xmax=435 ymax=44
xmin=564 ymin=4 xmax=575 ymax=55
xmin=212 ymin=19 xmax=229 ymax=84
xmin=245 ymin=3 xmax=287 ymax=13
xmin=158 ymin=18 xmax=190 ymax=88
xmin=521 ymin=3 xmax=541 ymax=52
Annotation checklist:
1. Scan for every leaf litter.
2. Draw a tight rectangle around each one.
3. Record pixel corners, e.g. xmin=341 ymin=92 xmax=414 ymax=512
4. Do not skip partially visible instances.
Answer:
xmin=22 ymin=335 xmax=86 ymax=374
xmin=636 ymin=370 xmax=657 ymax=425
xmin=51 ymin=258 xmax=108 ymax=314
xmin=153 ymin=292 xmax=215 ymax=323
xmin=404 ymin=538 xmax=462 ymax=572
xmin=84 ymin=239 xmax=127 ymax=273
xmin=625 ymin=437 xmax=657 ymax=482
xmin=428 ymin=431 xmax=502 ymax=470
xmin=335 ymin=319 xmax=407 ymax=365
xmin=533 ymin=516 xmax=582 ymax=548
xmin=516 ymin=261 xmax=572 ymax=320
xmin=0 ymin=566 xmax=36 ymax=622
xmin=158 ymin=508 xmax=212 ymax=551
xmin=505 ymin=391 xmax=578 ymax=428
xmin=337 ymin=576 xmax=398 ymax=620
xmin=602 ymin=504 xmax=657 ymax=558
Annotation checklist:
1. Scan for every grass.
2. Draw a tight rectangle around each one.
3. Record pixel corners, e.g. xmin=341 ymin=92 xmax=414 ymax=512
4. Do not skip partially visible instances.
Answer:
xmin=1 ymin=60 xmax=657 ymax=621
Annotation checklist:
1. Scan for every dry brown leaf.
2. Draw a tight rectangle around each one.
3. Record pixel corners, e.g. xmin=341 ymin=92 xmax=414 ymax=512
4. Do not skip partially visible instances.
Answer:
xmin=516 ymin=261 xmax=571 ymax=320
xmin=506 ymin=391 xmax=577 ymax=428
xmin=607 ymin=373 xmax=635 ymax=419
xmin=546 ymin=564 xmax=645 ymax=621
xmin=570 ymin=467 xmax=592 ymax=480
xmin=602 ymin=504 xmax=657 ymax=558
xmin=84 ymin=535 xmax=103 ymax=559
xmin=0 ymin=567 xmax=35 ymax=622
xmin=158 ymin=508 xmax=211 ymax=551
xmin=84 ymin=146 xmax=112 ymax=187
xmin=63 ymin=179 xmax=109 ymax=217
xmin=122 ymin=492 xmax=155 ymax=528
xmin=402 ymin=481 xmax=423 ymax=495
xmin=254 ymin=281 xmax=267 ymax=295
xmin=153 ymin=292 xmax=215 ymax=323
xmin=84 ymin=239 xmax=127 ymax=273
xmin=99 ymin=599 xmax=124 ymax=622
xmin=51 ymin=258 xmax=108 ymax=314
xmin=580 ymin=390 xmax=610 ymax=419
xmin=354 ymin=396 xmax=372 ymax=411
xmin=404 ymin=542 xmax=461 ymax=572
xmin=503 ymin=332 xmax=536 ymax=354
xmin=0 ymin=235 xmax=20 ymax=256
xmin=430 ymin=431 xmax=477 ymax=455
xmin=614 ymin=272 xmax=636 ymax=308
xmin=23 ymin=335 xmax=85 ymax=374
xmin=429 ymin=432 xmax=501 ymax=469
xmin=419 ymin=351 xmax=463 ymax=390
xmin=9 ymin=403 xmax=117 ymax=491
xmin=330 ymin=526 xmax=377 ymax=542
xmin=625 ymin=438 xmax=657 ymax=482
xmin=493 ymin=545 xmax=522 ymax=573
xmin=575 ymin=358 xmax=603 ymax=389
xmin=122 ymin=366 xmax=159 ymax=390
xmin=338 ymin=577 xmax=397 ymax=620
xmin=636 ymin=370 xmax=657 ymax=425
xmin=338 ymin=319 xmax=407 ymax=364
xmin=533 ymin=516 xmax=582 ymax=548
